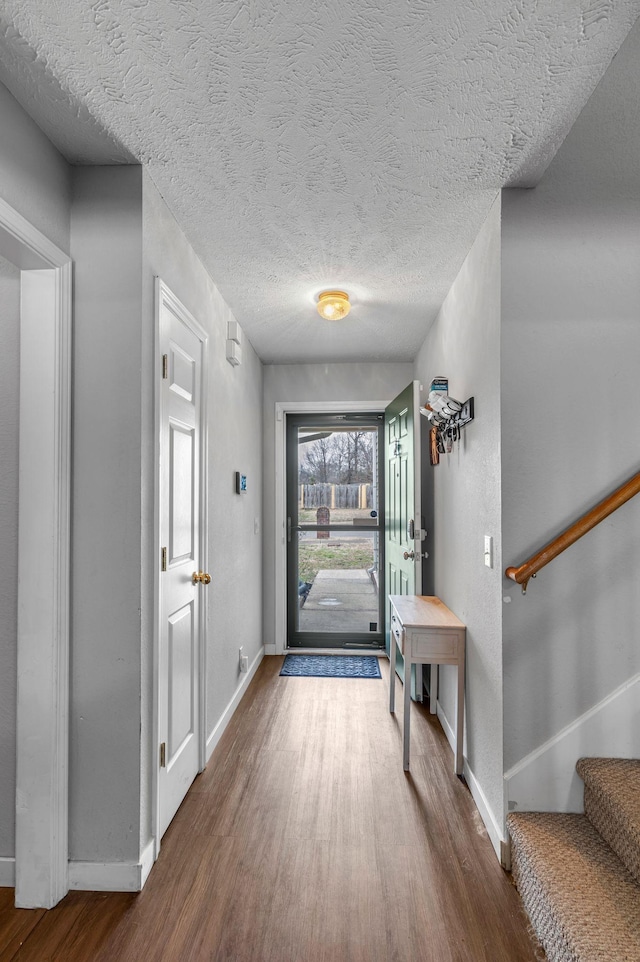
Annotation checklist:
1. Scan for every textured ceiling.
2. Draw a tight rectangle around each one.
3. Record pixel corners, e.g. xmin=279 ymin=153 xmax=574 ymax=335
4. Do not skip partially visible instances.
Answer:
xmin=0 ymin=1 xmax=639 ymax=362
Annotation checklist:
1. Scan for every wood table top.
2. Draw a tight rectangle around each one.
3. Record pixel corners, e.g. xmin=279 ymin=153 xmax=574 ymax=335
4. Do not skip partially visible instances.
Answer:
xmin=388 ymin=595 xmax=465 ymax=630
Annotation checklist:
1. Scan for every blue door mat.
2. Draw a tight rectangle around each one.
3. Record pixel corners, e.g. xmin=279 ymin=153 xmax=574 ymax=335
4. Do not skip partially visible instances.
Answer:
xmin=280 ymin=654 xmax=381 ymax=679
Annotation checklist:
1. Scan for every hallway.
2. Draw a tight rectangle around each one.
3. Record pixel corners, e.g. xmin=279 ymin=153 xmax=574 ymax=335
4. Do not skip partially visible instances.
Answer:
xmin=0 ymin=657 xmax=541 ymax=961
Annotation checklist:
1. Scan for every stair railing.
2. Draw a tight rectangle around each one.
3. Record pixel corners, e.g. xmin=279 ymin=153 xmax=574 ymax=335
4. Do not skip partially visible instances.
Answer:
xmin=505 ymin=470 xmax=640 ymax=593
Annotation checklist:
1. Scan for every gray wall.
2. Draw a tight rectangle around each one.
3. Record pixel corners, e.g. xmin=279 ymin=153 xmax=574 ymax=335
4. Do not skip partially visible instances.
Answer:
xmin=501 ymin=18 xmax=640 ymax=768
xmin=414 ymin=197 xmax=504 ymax=826
xmin=142 ymin=172 xmax=264 ymax=847
xmin=0 ymin=83 xmax=70 ymax=252
xmin=70 ymin=167 xmax=145 ymax=862
xmin=262 ymin=362 xmax=413 ymax=650
xmin=0 ymin=255 xmax=20 ymax=857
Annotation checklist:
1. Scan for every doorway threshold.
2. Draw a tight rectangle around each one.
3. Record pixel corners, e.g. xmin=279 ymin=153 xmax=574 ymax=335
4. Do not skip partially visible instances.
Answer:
xmin=285 ymin=646 xmax=385 ymax=656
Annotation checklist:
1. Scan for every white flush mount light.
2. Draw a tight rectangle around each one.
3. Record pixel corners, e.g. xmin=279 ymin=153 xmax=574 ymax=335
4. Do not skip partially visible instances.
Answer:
xmin=316 ymin=290 xmax=351 ymax=321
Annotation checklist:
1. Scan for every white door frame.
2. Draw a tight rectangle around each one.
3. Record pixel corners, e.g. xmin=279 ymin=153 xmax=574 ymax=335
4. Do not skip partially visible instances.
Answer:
xmin=0 ymin=198 xmax=72 ymax=908
xmin=274 ymin=399 xmax=391 ymax=656
xmin=152 ymin=279 xmax=209 ymax=860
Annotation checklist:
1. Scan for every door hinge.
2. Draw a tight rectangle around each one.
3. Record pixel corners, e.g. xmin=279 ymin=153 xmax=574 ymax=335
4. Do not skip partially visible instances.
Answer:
xmin=160 ymin=742 xmax=166 ymax=768
xmin=161 ymin=547 xmax=167 ymax=571
xmin=162 ymin=354 xmax=168 ymax=379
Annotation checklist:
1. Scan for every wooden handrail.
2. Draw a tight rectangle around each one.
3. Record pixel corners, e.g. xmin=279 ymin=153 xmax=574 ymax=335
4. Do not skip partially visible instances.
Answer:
xmin=505 ymin=471 xmax=640 ymax=593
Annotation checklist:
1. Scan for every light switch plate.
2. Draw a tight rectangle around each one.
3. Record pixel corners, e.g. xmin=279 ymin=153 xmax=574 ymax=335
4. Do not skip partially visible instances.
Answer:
xmin=484 ymin=535 xmax=493 ymax=568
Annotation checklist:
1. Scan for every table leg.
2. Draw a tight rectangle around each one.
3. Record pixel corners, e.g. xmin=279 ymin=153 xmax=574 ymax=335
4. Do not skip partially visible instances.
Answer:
xmin=429 ymin=664 xmax=438 ymax=715
xmin=415 ymin=664 xmax=423 ymax=702
xmin=455 ymin=653 xmax=465 ymax=775
xmin=389 ymin=633 xmax=396 ymax=714
xmin=403 ymin=657 xmax=411 ymax=771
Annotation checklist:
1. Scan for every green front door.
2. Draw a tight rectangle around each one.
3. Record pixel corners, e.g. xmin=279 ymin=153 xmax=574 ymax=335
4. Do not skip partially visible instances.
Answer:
xmin=385 ymin=381 xmax=424 ymax=695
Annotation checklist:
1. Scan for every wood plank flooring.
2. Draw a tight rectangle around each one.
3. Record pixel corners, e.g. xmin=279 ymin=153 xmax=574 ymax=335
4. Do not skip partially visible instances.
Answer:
xmin=0 ymin=656 xmax=543 ymax=961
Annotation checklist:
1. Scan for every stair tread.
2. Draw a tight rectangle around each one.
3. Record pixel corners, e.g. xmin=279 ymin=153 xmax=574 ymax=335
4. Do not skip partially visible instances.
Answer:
xmin=576 ymin=757 xmax=640 ymax=833
xmin=508 ymin=812 xmax=640 ymax=962
xmin=577 ymin=757 xmax=640 ymax=884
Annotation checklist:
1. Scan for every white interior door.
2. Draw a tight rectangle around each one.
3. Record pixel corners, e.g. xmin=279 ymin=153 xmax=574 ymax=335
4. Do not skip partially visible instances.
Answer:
xmin=157 ymin=282 xmax=207 ymax=841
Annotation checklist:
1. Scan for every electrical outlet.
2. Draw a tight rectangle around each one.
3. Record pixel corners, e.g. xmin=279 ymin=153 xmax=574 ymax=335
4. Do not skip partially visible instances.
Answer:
xmin=239 ymin=646 xmax=249 ymax=673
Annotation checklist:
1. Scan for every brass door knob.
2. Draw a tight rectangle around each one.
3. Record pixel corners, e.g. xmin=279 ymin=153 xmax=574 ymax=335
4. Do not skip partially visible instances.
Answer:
xmin=192 ymin=571 xmax=212 ymax=585
xmin=403 ymin=551 xmax=415 ymax=561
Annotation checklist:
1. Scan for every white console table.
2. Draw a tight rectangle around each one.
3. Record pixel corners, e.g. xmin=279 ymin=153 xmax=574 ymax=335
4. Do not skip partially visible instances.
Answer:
xmin=389 ymin=595 xmax=466 ymax=774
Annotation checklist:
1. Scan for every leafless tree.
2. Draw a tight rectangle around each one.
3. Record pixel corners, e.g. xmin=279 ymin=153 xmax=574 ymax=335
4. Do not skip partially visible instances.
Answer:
xmin=299 ymin=431 xmax=374 ymax=484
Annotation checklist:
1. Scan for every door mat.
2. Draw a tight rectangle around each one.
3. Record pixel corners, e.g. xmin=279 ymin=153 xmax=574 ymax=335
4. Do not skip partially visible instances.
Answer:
xmin=280 ymin=654 xmax=381 ymax=679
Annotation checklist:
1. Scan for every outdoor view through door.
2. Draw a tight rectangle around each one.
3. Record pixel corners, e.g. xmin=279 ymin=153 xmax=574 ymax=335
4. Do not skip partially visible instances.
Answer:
xmin=286 ymin=413 xmax=384 ymax=649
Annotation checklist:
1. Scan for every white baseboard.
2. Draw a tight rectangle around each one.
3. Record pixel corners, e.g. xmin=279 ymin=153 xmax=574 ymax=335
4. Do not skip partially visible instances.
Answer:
xmin=68 ymin=861 xmax=138 ymax=892
xmin=462 ymin=757 xmax=504 ymax=862
xmin=0 ymin=856 xmax=15 ymax=887
xmin=139 ymin=838 xmax=155 ymax=889
xmin=68 ymin=839 xmax=155 ymax=893
xmin=437 ymin=702 xmax=504 ymax=862
xmin=435 ymin=699 xmax=456 ymax=760
xmin=206 ymin=646 xmax=265 ymax=762
xmin=1 ymin=842 xmax=156 ymax=895
xmin=505 ymin=672 xmax=640 ymax=815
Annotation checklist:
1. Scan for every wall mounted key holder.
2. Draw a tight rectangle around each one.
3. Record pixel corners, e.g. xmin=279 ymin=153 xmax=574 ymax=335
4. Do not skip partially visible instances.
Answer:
xmin=421 ymin=386 xmax=474 ymax=462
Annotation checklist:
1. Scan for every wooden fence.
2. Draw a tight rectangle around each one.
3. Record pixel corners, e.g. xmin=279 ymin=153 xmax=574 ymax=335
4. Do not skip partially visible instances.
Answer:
xmin=299 ymin=483 xmax=373 ymax=510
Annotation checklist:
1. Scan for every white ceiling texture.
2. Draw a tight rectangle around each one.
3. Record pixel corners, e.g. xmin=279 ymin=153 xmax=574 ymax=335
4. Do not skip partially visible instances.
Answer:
xmin=0 ymin=1 xmax=639 ymax=362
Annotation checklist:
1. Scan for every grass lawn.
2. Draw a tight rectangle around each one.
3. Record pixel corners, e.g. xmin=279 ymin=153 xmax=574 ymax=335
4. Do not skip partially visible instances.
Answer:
xmin=298 ymin=539 xmax=374 ymax=583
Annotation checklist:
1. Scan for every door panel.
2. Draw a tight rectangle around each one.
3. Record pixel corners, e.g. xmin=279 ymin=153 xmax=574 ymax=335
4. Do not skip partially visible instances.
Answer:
xmin=158 ymin=289 xmax=204 ymax=840
xmin=167 ymin=603 xmax=195 ymax=762
xmin=169 ymin=343 xmax=195 ymax=402
xmin=169 ymin=423 xmax=195 ymax=562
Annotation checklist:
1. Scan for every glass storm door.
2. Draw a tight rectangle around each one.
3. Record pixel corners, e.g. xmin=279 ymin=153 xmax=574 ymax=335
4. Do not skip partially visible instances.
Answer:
xmin=286 ymin=413 xmax=385 ymax=649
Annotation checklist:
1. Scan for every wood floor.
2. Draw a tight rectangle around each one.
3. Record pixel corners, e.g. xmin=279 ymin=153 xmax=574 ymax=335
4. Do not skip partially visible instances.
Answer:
xmin=0 ymin=656 xmax=543 ymax=962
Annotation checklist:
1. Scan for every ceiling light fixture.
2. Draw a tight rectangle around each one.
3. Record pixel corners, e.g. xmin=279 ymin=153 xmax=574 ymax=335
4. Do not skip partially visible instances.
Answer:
xmin=316 ymin=290 xmax=351 ymax=321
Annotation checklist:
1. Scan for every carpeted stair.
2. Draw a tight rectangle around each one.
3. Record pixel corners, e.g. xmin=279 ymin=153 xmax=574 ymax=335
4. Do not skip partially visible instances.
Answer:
xmin=507 ymin=758 xmax=640 ymax=962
